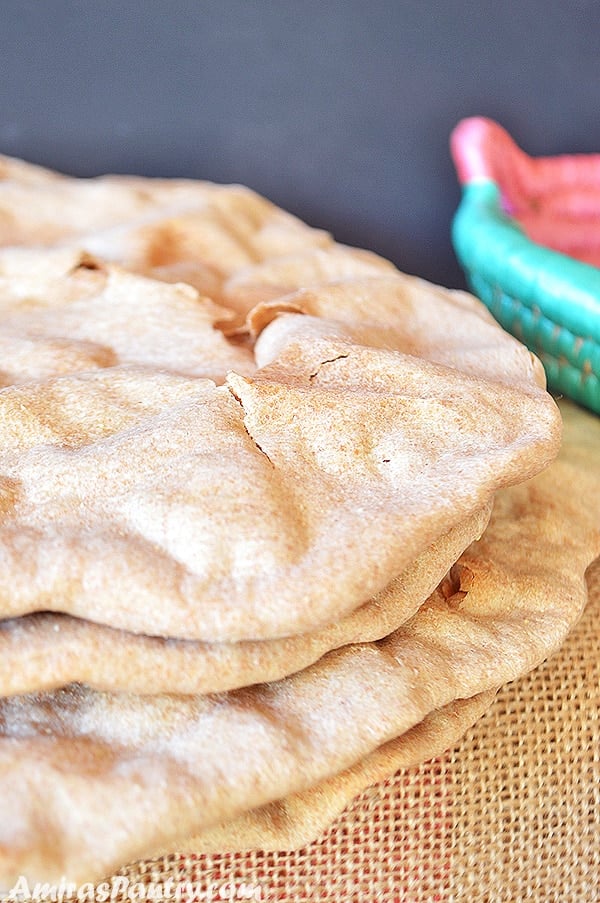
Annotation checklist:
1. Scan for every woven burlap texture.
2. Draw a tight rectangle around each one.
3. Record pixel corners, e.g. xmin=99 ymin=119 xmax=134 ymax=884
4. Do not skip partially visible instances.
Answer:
xmin=112 ymin=556 xmax=600 ymax=903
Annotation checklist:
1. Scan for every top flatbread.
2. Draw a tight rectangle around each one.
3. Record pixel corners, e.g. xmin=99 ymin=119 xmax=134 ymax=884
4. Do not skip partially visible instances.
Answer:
xmin=0 ymin=153 xmax=415 ymax=324
xmin=0 ymin=153 xmax=356 ymax=312
xmin=0 ymin=153 xmax=548 ymax=390
xmin=0 ymin=153 xmax=326 ymax=256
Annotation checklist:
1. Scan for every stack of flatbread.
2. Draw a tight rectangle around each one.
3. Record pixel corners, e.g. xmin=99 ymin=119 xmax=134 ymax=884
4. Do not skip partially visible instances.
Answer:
xmin=0 ymin=155 xmax=598 ymax=890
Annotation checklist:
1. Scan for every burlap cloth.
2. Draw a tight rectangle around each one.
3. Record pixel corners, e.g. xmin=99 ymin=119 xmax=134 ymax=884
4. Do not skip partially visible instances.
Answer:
xmin=106 ymin=556 xmax=600 ymax=902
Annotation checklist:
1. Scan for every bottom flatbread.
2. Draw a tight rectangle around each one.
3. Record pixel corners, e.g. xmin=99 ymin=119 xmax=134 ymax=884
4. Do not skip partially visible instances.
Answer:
xmin=169 ymin=690 xmax=497 ymax=856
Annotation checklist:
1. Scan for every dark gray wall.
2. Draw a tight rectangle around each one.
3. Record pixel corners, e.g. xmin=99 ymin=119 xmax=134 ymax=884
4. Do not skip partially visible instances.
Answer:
xmin=2 ymin=0 xmax=600 ymax=288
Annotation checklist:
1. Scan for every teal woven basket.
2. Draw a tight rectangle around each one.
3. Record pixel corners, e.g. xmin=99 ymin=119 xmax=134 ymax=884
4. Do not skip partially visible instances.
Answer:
xmin=450 ymin=117 xmax=600 ymax=414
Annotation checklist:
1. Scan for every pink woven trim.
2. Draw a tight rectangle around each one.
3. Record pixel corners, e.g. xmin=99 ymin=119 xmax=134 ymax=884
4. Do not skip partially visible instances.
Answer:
xmin=451 ymin=116 xmax=600 ymax=266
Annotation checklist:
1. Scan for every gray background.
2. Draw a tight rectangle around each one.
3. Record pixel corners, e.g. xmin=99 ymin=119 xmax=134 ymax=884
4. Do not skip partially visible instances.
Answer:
xmin=2 ymin=0 xmax=600 ymax=288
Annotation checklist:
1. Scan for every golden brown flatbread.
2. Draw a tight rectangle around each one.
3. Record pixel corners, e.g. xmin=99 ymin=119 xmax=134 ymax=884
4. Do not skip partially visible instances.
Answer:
xmin=0 ymin=402 xmax=596 ymax=888
xmin=0 ymin=153 xmax=334 ymax=305
xmin=0 ymin=504 xmax=491 ymax=695
xmin=221 ymin=246 xmax=396 ymax=317
xmin=0 ymin=249 xmax=254 ymax=386
xmin=0 ymin=327 xmax=558 ymax=640
xmin=171 ymin=691 xmax=497 ymax=855
xmin=248 ymin=273 xmax=547 ymax=389
xmin=0 ymin=154 xmax=582 ymax=894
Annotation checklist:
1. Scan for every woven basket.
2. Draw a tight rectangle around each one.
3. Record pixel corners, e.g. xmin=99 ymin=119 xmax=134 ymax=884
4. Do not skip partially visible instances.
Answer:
xmin=450 ymin=116 xmax=600 ymax=414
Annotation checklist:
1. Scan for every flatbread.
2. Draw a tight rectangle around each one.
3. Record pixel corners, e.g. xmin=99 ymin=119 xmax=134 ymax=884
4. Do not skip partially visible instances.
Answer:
xmin=0 ymin=153 xmax=334 ymax=305
xmin=0 ymin=401 xmax=596 ymax=887
xmin=172 ymin=691 xmax=497 ymax=855
xmin=0 ymin=504 xmax=491 ymax=696
xmin=0 ymin=322 xmax=559 ymax=639
xmin=221 ymin=246 xmax=396 ymax=317
xmin=0 ymin=249 xmax=254 ymax=386
xmin=248 ymin=272 xmax=548 ymax=389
